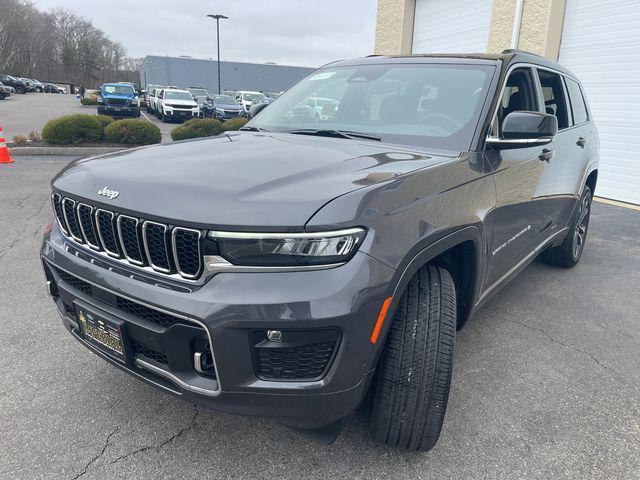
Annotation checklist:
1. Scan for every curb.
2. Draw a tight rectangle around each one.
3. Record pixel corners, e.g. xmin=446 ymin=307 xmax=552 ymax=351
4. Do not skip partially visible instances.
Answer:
xmin=9 ymin=146 xmax=131 ymax=156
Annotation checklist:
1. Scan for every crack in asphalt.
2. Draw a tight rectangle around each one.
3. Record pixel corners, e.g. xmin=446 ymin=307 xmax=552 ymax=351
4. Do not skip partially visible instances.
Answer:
xmin=71 ymin=426 xmax=120 ymax=480
xmin=505 ymin=318 xmax=628 ymax=384
xmin=14 ymin=193 xmax=33 ymax=209
xmin=107 ymin=405 xmax=199 ymax=468
xmin=0 ymin=198 xmax=49 ymax=260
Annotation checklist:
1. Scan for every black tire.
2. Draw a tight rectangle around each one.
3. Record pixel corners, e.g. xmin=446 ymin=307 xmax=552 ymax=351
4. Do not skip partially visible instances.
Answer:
xmin=370 ymin=265 xmax=456 ymax=452
xmin=542 ymin=186 xmax=592 ymax=268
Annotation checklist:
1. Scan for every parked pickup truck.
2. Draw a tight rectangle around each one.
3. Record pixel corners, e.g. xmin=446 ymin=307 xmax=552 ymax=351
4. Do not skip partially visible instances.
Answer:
xmin=42 ymin=50 xmax=598 ymax=451
xmin=97 ymin=83 xmax=140 ymax=118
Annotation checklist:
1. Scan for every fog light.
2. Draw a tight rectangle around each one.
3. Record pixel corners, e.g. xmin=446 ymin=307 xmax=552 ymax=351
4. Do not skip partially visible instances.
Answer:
xmin=266 ymin=330 xmax=282 ymax=343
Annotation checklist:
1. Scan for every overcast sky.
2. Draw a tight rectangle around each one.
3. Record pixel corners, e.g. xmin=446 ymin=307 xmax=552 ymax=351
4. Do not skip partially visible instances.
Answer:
xmin=32 ymin=0 xmax=378 ymax=68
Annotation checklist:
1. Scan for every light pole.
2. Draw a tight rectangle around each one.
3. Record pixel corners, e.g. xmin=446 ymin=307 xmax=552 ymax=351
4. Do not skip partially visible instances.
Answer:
xmin=206 ymin=14 xmax=228 ymax=94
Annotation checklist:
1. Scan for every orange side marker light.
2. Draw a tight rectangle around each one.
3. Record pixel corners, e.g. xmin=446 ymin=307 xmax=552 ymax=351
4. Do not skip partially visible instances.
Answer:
xmin=370 ymin=296 xmax=392 ymax=344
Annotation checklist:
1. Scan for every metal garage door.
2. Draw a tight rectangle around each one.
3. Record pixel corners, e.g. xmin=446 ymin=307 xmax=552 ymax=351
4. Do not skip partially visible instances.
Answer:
xmin=412 ymin=0 xmax=494 ymax=53
xmin=558 ymin=0 xmax=640 ymax=205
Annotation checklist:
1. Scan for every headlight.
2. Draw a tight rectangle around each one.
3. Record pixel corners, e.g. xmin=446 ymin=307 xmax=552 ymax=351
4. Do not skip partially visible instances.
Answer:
xmin=131 ymin=97 xmax=139 ymax=106
xmin=209 ymin=228 xmax=366 ymax=267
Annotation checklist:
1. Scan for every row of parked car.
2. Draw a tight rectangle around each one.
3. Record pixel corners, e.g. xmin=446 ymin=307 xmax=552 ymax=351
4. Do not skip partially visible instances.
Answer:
xmin=0 ymin=74 xmax=65 ymax=99
xmin=144 ymin=85 xmax=280 ymax=123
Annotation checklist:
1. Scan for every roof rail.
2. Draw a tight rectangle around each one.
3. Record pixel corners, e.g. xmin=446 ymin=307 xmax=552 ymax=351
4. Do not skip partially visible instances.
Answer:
xmin=501 ymin=49 xmax=544 ymax=58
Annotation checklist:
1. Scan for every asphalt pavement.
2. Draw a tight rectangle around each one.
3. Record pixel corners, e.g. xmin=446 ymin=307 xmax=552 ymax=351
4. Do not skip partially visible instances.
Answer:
xmin=0 ymin=156 xmax=639 ymax=480
xmin=0 ymin=93 xmax=174 ymax=143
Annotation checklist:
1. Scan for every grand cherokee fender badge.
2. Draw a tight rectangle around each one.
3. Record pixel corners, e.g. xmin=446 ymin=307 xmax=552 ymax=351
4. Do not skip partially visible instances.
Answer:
xmin=492 ymin=225 xmax=531 ymax=256
xmin=98 ymin=186 xmax=119 ymax=200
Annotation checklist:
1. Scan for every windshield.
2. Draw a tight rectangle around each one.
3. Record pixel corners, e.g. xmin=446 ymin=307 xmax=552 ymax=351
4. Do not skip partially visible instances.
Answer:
xmin=249 ymin=63 xmax=495 ymax=149
xmin=103 ymin=85 xmax=135 ymax=96
xmin=214 ymin=95 xmax=237 ymax=104
xmin=242 ymin=93 xmax=261 ymax=102
xmin=165 ymin=91 xmax=195 ymax=101
xmin=188 ymin=88 xmax=209 ymax=96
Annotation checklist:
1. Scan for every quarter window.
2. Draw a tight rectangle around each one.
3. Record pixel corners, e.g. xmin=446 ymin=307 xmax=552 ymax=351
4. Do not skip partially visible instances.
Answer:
xmin=537 ymin=69 xmax=569 ymax=129
xmin=565 ymin=77 xmax=588 ymax=125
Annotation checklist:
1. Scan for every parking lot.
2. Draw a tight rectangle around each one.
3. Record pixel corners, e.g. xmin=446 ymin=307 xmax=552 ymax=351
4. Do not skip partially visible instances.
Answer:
xmin=0 ymin=93 xmax=174 ymax=143
xmin=0 ymin=156 xmax=639 ymax=479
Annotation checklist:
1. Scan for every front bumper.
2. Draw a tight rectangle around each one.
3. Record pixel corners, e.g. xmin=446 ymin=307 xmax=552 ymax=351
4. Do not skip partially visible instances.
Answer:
xmin=214 ymin=110 xmax=245 ymax=120
xmin=99 ymin=105 xmax=139 ymax=117
xmin=41 ymin=224 xmax=395 ymax=428
xmin=164 ymin=109 xmax=198 ymax=120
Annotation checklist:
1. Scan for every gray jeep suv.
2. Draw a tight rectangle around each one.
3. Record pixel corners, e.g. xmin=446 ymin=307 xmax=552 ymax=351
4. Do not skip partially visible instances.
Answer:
xmin=41 ymin=50 xmax=598 ymax=451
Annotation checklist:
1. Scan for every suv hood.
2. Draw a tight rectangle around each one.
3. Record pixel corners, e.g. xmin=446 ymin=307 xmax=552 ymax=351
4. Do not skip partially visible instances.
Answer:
xmin=103 ymin=92 xmax=134 ymax=100
xmin=216 ymin=103 xmax=243 ymax=110
xmin=165 ymin=99 xmax=197 ymax=106
xmin=52 ymin=132 xmax=456 ymax=229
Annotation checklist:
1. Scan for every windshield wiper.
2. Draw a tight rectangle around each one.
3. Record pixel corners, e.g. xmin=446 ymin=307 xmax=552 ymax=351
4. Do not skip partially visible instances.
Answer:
xmin=240 ymin=126 xmax=269 ymax=132
xmin=287 ymin=129 xmax=381 ymax=141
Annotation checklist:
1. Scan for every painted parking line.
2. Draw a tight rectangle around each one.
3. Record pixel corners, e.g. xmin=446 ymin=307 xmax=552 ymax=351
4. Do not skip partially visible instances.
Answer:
xmin=140 ymin=110 xmax=154 ymax=124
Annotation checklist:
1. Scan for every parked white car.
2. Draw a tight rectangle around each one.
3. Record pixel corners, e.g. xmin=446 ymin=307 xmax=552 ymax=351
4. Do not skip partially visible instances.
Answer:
xmin=146 ymin=87 xmax=161 ymax=114
xmin=156 ymin=88 xmax=199 ymax=122
xmin=235 ymin=91 xmax=264 ymax=113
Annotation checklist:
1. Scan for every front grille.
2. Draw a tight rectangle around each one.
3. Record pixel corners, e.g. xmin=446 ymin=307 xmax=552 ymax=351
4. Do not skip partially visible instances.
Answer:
xmin=118 ymin=216 xmax=144 ymax=265
xmin=166 ymin=104 xmax=192 ymax=109
xmin=133 ymin=341 xmax=168 ymax=364
xmin=54 ymin=266 xmax=182 ymax=329
xmin=173 ymin=229 xmax=202 ymax=278
xmin=62 ymin=198 xmax=83 ymax=242
xmin=51 ymin=194 xmax=68 ymax=235
xmin=257 ymin=342 xmax=336 ymax=380
xmin=52 ymin=194 xmax=203 ymax=280
xmin=116 ymin=296 xmax=180 ymax=328
xmin=77 ymin=204 xmax=100 ymax=249
xmin=96 ymin=209 xmax=120 ymax=257
xmin=57 ymin=269 xmax=92 ymax=295
xmin=106 ymin=98 xmax=128 ymax=106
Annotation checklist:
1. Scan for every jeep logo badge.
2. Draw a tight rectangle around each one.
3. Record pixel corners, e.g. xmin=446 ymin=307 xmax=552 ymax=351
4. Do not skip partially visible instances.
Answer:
xmin=98 ymin=186 xmax=119 ymax=200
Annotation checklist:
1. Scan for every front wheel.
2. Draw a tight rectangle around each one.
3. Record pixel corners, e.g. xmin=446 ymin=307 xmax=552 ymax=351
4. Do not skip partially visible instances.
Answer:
xmin=370 ymin=265 xmax=456 ymax=452
xmin=542 ymin=186 xmax=592 ymax=268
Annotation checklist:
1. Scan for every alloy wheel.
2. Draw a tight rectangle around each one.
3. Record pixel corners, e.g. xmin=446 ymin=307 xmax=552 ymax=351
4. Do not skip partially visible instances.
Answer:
xmin=573 ymin=192 xmax=591 ymax=260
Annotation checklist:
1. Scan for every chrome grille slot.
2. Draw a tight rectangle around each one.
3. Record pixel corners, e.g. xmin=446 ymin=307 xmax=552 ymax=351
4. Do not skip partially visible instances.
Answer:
xmin=96 ymin=209 xmax=120 ymax=257
xmin=143 ymin=221 xmax=172 ymax=273
xmin=172 ymin=228 xmax=202 ymax=279
xmin=51 ymin=193 xmax=68 ymax=235
xmin=62 ymin=198 xmax=83 ymax=242
xmin=117 ymin=215 xmax=145 ymax=266
xmin=51 ymin=194 xmax=204 ymax=281
xmin=77 ymin=203 xmax=100 ymax=250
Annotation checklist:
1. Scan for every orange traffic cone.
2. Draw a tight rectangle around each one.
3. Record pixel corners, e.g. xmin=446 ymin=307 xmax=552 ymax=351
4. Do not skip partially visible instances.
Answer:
xmin=0 ymin=126 xmax=14 ymax=164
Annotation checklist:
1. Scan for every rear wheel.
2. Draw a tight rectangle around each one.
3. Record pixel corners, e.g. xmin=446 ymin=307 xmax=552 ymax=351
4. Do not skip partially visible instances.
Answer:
xmin=542 ymin=186 xmax=592 ymax=268
xmin=370 ymin=265 xmax=456 ymax=452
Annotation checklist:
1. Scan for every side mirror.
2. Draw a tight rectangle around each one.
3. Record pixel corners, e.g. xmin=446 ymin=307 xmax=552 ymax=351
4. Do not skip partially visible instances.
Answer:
xmin=487 ymin=111 xmax=557 ymax=149
xmin=249 ymin=102 xmax=268 ymax=119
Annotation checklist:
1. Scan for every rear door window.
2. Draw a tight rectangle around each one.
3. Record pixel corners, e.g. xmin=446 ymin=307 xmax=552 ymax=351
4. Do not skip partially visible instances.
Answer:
xmin=536 ymin=69 xmax=569 ymax=129
xmin=564 ymin=77 xmax=589 ymax=125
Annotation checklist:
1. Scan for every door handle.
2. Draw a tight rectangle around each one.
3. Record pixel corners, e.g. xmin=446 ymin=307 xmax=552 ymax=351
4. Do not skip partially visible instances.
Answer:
xmin=538 ymin=148 xmax=554 ymax=163
xmin=577 ymin=137 xmax=587 ymax=147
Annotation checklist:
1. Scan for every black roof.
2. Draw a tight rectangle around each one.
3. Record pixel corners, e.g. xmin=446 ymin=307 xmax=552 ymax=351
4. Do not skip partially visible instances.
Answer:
xmin=324 ymin=49 xmax=578 ymax=80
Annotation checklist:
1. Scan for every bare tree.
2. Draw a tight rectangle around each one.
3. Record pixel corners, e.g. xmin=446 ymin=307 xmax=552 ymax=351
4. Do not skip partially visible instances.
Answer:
xmin=0 ymin=0 xmax=141 ymax=87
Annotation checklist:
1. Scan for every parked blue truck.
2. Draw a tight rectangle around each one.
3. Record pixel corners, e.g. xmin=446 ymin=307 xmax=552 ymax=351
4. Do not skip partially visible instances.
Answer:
xmin=97 ymin=83 xmax=140 ymax=117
